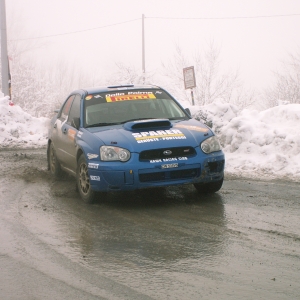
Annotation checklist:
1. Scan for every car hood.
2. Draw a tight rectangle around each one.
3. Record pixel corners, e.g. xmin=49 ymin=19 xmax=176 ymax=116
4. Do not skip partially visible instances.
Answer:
xmin=86 ymin=119 xmax=212 ymax=152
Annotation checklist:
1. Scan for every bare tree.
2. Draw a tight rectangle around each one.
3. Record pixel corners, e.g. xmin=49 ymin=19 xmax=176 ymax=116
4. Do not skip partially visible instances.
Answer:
xmin=264 ymin=49 xmax=300 ymax=108
xmin=10 ymin=57 xmax=54 ymax=117
xmin=161 ymin=42 xmax=255 ymax=108
xmin=108 ymin=62 xmax=154 ymax=85
xmin=1 ymin=9 xmax=97 ymax=117
xmin=194 ymin=42 xmax=240 ymax=104
xmin=161 ymin=45 xmax=192 ymax=103
xmin=7 ymin=54 xmax=97 ymax=117
xmin=230 ymin=87 xmax=256 ymax=110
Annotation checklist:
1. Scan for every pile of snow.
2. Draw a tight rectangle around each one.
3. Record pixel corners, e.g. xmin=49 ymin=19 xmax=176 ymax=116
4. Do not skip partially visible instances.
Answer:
xmin=0 ymin=96 xmax=49 ymax=148
xmin=187 ymin=99 xmax=300 ymax=181
xmin=219 ymin=104 xmax=300 ymax=180
xmin=1 ymin=95 xmax=299 ymax=181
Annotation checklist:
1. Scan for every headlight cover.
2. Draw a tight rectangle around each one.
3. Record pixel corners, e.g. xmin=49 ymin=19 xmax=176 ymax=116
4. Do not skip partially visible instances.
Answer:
xmin=100 ymin=146 xmax=131 ymax=162
xmin=201 ymin=136 xmax=221 ymax=154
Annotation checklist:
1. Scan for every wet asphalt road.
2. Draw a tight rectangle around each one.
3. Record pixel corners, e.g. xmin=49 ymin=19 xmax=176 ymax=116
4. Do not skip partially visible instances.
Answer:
xmin=0 ymin=149 xmax=299 ymax=300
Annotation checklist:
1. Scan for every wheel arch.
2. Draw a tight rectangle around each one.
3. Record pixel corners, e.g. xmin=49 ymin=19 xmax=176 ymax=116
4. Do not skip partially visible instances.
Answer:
xmin=75 ymin=140 xmax=99 ymax=164
xmin=76 ymin=148 xmax=84 ymax=163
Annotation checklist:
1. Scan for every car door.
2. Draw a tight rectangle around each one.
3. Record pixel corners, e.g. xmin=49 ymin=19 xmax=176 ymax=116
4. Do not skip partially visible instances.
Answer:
xmin=52 ymin=95 xmax=75 ymax=164
xmin=53 ymin=94 xmax=81 ymax=173
xmin=59 ymin=94 xmax=81 ymax=173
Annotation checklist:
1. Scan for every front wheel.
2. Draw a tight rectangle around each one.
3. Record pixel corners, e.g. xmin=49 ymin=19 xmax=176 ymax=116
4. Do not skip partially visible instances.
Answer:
xmin=77 ymin=154 xmax=96 ymax=203
xmin=193 ymin=178 xmax=224 ymax=194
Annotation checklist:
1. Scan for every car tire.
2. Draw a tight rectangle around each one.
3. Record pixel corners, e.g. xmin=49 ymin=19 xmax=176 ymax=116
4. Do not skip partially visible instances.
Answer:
xmin=77 ymin=154 xmax=96 ymax=204
xmin=193 ymin=177 xmax=224 ymax=194
xmin=48 ymin=143 xmax=62 ymax=178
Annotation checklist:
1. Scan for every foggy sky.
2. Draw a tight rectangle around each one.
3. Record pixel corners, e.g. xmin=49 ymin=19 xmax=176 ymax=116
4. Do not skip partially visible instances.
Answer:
xmin=6 ymin=0 xmax=300 ymax=89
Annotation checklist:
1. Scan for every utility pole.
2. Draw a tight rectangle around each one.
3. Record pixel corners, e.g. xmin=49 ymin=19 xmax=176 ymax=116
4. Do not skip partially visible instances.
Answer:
xmin=0 ymin=0 xmax=9 ymax=96
xmin=142 ymin=14 xmax=145 ymax=83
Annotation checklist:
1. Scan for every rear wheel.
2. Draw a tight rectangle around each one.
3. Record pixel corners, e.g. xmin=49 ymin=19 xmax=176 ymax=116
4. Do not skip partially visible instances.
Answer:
xmin=48 ymin=143 xmax=62 ymax=178
xmin=77 ymin=154 xmax=96 ymax=203
xmin=193 ymin=178 xmax=224 ymax=194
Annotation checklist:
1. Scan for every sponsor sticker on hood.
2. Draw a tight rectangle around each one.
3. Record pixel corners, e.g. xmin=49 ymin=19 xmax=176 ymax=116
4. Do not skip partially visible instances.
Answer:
xmin=132 ymin=129 xmax=186 ymax=143
xmin=174 ymin=124 xmax=209 ymax=133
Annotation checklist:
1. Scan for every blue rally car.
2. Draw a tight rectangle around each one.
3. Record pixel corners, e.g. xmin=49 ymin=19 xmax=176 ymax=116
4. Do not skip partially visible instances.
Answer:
xmin=47 ymin=84 xmax=225 ymax=203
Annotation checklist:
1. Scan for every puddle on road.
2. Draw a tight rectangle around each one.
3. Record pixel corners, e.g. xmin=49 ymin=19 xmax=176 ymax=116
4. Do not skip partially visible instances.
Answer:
xmin=12 ymin=167 xmax=300 ymax=300
xmin=18 ymin=179 xmax=230 ymax=295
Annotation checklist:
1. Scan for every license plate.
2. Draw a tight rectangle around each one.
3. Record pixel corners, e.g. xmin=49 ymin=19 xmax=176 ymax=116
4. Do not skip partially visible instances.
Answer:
xmin=161 ymin=163 xmax=178 ymax=169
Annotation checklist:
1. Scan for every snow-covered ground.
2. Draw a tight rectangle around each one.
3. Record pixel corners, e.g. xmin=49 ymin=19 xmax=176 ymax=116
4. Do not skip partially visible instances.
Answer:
xmin=0 ymin=96 xmax=49 ymax=148
xmin=1 ymin=95 xmax=299 ymax=182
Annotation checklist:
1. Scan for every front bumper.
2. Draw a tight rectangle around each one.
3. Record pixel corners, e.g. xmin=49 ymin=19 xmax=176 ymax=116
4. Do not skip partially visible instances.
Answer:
xmin=87 ymin=151 xmax=225 ymax=192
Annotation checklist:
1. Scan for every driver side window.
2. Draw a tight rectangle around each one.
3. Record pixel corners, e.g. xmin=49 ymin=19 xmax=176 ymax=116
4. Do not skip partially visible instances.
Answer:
xmin=59 ymin=95 xmax=75 ymax=121
xmin=67 ymin=94 xmax=81 ymax=126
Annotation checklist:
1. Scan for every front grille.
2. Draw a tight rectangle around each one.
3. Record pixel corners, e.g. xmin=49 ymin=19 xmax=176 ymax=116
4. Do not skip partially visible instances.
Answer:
xmin=140 ymin=147 xmax=196 ymax=161
xmin=139 ymin=168 xmax=199 ymax=182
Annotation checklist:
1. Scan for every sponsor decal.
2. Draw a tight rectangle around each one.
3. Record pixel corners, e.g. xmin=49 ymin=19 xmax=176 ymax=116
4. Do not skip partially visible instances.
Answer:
xmin=132 ymin=129 xmax=186 ymax=143
xmin=88 ymin=163 xmax=99 ymax=169
xmin=128 ymin=91 xmax=154 ymax=95
xmin=178 ymin=156 xmax=188 ymax=160
xmin=105 ymin=92 xmax=125 ymax=97
xmin=68 ymin=129 xmax=76 ymax=140
xmin=161 ymin=163 xmax=178 ymax=169
xmin=150 ymin=159 xmax=163 ymax=163
xmin=94 ymin=94 xmax=102 ymax=98
xmin=87 ymin=153 xmax=99 ymax=159
xmin=174 ymin=124 xmax=209 ymax=133
xmin=90 ymin=175 xmax=100 ymax=181
xmin=106 ymin=93 xmax=156 ymax=103
xmin=85 ymin=95 xmax=93 ymax=100
xmin=77 ymin=131 xmax=83 ymax=138
xmin=150 ymin=157 xmax=188 ymax=163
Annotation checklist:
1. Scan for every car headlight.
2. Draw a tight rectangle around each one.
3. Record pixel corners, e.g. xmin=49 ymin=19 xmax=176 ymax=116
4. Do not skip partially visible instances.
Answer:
xmin=100 ymin=146 xmax=131 ymax=162
xmin=201 ymin=136 xmax=221 ymax=154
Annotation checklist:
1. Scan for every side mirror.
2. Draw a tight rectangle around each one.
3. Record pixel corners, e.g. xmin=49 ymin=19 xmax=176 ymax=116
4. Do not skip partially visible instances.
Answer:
xmin=185 ymin=108 xmax=191 ymax=117
xmin=71 ymin=117 xmax=80 ymax=130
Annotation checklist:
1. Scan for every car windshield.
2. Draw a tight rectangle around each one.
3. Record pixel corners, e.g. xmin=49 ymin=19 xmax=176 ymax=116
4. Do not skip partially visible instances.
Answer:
xmin=83 ymin=89 xmax=188 ymax=127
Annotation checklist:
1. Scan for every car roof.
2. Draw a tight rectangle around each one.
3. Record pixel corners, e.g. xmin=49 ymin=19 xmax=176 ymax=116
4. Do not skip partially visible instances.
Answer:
xmin=73 ymin=84 xmax=162 ymax=95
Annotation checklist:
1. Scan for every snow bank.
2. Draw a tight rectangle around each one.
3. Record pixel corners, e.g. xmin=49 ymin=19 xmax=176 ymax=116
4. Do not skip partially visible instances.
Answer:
xmin=221 ymin=104 xmax=300 ymax=180
xmin=0 ymin=96 xmax=50 ymax=148
xmin=187 ymin=100 xmax=300 ymax=181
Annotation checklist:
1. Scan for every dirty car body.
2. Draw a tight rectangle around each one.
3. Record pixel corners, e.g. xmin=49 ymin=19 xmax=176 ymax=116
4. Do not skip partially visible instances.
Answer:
xmin=47 ymin=85 xmax=225 ymax=203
